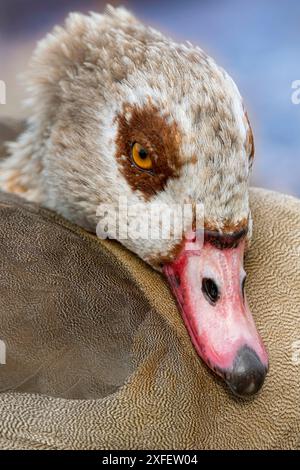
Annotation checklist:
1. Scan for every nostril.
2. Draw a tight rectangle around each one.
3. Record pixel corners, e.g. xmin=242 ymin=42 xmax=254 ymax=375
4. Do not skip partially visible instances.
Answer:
xmin=202 ymin=278 xmax=220 ymax=305
xmin=241 ymin=276 xmax=246 ymax=300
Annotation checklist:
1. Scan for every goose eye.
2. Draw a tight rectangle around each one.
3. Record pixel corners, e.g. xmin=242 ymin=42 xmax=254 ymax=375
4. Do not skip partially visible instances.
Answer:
xmin=131 ymin=142 xmax=153 ymax=170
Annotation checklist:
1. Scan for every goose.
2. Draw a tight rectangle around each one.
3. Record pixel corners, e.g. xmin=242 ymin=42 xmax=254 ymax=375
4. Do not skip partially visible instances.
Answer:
xmin=0 ymin=6 xmax=268 ymax=397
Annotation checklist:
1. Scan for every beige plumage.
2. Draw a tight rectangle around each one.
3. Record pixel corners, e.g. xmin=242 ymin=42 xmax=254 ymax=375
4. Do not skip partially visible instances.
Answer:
xmin=0 ymin=5 xmax=253 ymax=264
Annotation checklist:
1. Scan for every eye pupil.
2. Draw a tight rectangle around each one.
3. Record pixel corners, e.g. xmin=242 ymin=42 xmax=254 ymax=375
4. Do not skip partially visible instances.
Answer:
xmin=138 ymin=148 xmax=148 ymax=159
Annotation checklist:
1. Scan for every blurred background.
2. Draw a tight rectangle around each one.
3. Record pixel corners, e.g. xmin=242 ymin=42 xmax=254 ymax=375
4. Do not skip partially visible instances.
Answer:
xmin=0 ymin=0 xmax=299 ymax=196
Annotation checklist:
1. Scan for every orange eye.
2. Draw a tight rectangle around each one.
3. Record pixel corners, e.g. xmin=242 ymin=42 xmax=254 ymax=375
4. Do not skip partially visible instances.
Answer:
xmin=131 ymin=142 xmax=153 ymax=170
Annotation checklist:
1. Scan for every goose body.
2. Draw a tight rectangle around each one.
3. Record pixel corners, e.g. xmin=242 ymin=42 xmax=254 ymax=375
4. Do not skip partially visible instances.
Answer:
xmin=0 ymin=6 xmax=268 ymax=396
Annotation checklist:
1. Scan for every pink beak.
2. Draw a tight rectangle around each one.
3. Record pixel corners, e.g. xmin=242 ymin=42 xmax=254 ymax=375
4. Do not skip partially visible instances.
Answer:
xmin=163 ymin=230 xmax=268 ymax=397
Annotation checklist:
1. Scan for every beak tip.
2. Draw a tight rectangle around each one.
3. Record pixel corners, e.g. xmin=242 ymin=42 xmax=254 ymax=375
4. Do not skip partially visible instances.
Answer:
xmin=225 ymin=346 xmax=268 ymax=398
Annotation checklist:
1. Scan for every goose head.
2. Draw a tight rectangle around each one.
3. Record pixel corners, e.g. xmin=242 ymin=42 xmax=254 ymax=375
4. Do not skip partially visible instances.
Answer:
xmin=2 ymin=7 xmax=268 ymax=396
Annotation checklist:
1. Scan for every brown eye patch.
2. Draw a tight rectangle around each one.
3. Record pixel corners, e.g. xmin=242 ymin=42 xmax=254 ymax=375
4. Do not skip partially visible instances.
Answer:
xmin=115 ymin=101 xmax=183 ymax=200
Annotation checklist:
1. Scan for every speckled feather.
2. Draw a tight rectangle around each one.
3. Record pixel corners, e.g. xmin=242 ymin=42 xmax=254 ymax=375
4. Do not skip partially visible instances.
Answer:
xmin=0 ymin=5 xmax=253 ymax=268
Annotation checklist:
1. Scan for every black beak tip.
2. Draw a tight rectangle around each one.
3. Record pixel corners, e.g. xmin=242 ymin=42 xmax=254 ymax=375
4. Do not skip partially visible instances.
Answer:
xmin=226 ymin=346 xmax=268 ymax=398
